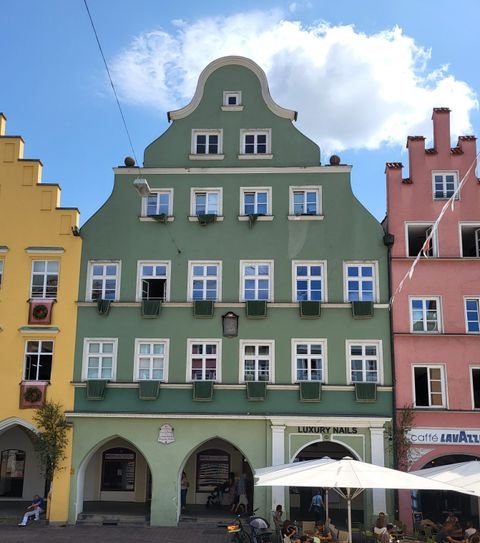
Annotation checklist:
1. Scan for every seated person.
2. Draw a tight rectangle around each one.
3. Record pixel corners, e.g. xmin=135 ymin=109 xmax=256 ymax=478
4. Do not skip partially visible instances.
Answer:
xmin=374 ymin=513 xmax=387 ymax=538
xmin=283 ymin=520 xmax=297 ymax=543
xmin=380 ymin=524 xmax=395 ymax=543
xmin=437 ymin=522 xmax=464 ymax=543
xmin=464 ymin=522 xmax=477 ymax=541
xmin=315 ymin=521 xmax=336 ymax=542
xmin=445 ymin=513 xmax=461 ymax=530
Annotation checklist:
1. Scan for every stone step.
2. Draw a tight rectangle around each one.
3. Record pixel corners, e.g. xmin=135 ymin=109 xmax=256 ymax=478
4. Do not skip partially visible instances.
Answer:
xmin=76 ymin=513 xmax=149 ymax=526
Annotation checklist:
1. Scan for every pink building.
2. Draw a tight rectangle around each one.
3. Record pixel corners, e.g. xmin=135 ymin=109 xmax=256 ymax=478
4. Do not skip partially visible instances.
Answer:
xmin=385 ymin=108 xmax=480 ymax=529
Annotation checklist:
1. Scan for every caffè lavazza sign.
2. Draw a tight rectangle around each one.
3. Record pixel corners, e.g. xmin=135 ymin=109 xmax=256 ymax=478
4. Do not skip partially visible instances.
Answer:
xmin=407 ymin=428 xmax=480 ymax=445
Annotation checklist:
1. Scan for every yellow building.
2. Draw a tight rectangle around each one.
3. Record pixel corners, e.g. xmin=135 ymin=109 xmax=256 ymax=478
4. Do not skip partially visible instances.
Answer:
xmin=0 ymin=113 xmax=81 ymax=523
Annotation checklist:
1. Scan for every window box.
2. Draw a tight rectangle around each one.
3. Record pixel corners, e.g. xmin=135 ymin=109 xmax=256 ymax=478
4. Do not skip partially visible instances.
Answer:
xmin=354 ymin=382 xmax=377 ymax=402
xmin=299 ymin=381 xmax=322 ymax=402
xmin=86 ymin=379 xmax=108 ymax=400
xmin=96 ymin=299 xmax=112 ymax=316
xmin=141 ymin=299 xmax=161 ymax=318
xmin=351 ymin=301 xmax=374 ymax=319
xmin=299 ymin=301 xmax=321 ymax=319
xmin=193 ymin=300 xmax=214 ymax=318
xmin=19 ymin=382 xmax=48 ymax=409
xmin=246 ymin=381 xmax=266 ymax=401
xmin=197 ymin=214 xmax=217 ymax=226
xmin=152 ymin=213 xmax=168 ymax=223
xmin=245 ymin=300 xmax=267 ymax=319
xmin=193 ymin=381 xmax=214 ymax=401
xmin=138 ymin=380 xmax=160 ymax=400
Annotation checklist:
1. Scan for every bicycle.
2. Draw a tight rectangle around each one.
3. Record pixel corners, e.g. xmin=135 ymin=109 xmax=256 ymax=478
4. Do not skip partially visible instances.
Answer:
xmin=224 ymin=510 xmax=273 ymax=543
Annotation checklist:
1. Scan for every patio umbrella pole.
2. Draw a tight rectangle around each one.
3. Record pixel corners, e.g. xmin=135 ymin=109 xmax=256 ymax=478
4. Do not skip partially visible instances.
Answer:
xmin=325 ymin=488 xmax=329 ymax=524
xmin=347 ymin=489 xmax=352 ymax=543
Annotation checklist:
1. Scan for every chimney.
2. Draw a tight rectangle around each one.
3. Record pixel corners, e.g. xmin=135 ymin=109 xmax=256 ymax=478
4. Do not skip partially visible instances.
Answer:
xmin=0 ymin=112 xmax=6 ymax=136
xmin=432 ymin=108 xmax=451 ymax=155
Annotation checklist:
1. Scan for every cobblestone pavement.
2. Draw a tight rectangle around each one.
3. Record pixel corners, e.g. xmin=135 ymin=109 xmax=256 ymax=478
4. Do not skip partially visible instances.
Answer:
xmin=0 ymin=523 xmax=229 ymax=543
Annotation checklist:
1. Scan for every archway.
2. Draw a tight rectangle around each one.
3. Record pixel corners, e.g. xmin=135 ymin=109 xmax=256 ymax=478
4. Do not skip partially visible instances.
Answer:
xmin=414 ymin=454 xmax=480 ymax=525
xmin=179 ymin=437 xmax=253 ymax=520
xmin=289 ymin=440 xmax=363 ymax=529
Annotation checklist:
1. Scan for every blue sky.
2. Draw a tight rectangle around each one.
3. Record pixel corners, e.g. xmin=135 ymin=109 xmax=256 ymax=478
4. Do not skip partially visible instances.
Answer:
xmin=2 ymin=0 xmax=479 ymax=223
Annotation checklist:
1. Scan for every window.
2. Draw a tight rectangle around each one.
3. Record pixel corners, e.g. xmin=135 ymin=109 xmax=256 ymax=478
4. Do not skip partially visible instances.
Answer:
xmin=191 ymin=130 xmax=222 ymax=155
xmin=0 ymin=449 xmax=25 ymax=497
xmin=240 ymin=129 xmax=271 ymax=156
xmin=191 ymin=188 xmax=222 ymax=216
xmin=240 ymin=341 xmax=274 ymax=382
xmin=406 ymin=224 xmax=437 ymax=257
xmin=347 ymin=341 xmax=381 ymax=384
xmin=143 ymin=190 xmax=172 ymax=217
xmin=293 ymin=262 xmax=325 ymax=302
xmin=101 ymin=448 xmax=135 ymax=492
xmin=134 ymin=339 xmax=168 ymax=381
xmin=465 ymin=299 xmax=480 ymax=333
xmin=290 ymin=187 xmax=321 ymax=216
xmin=344 ymin=262 xmax=377 ymax=302
xmin=137 ymin=261 xmax=170 ymax=301
xmin=83 ymin=339 xmax=117 ymax=380
xmin=413 ymin=365 xmax=445 ymax=407
xmin=410 ymin=297 xmax=441 ymax=332
xmin=87 ymin=262 xmax=120 ymax=302
xmin=240 ymin=261 xmax=273 ymax=301
xmin=30 ymin=260 xmax=59 ymax=298
xmin=240 ymin=187 xmax=271 ymax=216
xmin=471 ymin=368 xmax=480 ymax=409
xmin=460 ymin=224 xmax=480 ymax=257
xmin=188 ymin=340 xmax=221 ymax=381
xmin=292 ymin=340 xmax=325 ymax=382
xmin=433 ymin=171 xmax=458 ymax=199
xmin=188 ymin=262 xmax=221 ymax=301
xmin=223 ymin=91 xmax=242 ymax=106
xmin=0 ymin=259 xmax=3 ymax=288
xmin=24 ymin=340 xmax=53 ymax=381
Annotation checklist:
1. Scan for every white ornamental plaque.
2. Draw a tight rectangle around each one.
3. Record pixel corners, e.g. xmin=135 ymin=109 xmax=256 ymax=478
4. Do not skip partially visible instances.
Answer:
xmin=158 ymin=424 xmax=175 ymax=444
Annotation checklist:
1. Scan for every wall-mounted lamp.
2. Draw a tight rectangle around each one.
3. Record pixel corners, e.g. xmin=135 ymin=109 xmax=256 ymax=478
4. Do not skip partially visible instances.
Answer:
xmin=222 ymin=311 xmax=239 ymax=337
xmin=71 ymin=226 xmax=81 ymax=237
xmin=133 ymin=178 xmax=151 ymax=197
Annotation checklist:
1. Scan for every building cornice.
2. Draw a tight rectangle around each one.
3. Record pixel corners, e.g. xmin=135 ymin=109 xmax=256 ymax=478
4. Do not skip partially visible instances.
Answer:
xmin=114 ymin=166 xmax=352 ymax=175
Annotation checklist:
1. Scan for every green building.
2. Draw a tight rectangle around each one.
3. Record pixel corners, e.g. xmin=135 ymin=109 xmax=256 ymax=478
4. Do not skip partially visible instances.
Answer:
xmin=68 ymin=56 xmax=393 ymax=527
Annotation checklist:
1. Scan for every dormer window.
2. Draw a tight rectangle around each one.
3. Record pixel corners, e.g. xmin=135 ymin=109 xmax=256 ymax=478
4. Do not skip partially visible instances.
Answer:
xmin=222 ymin=91 xmax=243 ymax=111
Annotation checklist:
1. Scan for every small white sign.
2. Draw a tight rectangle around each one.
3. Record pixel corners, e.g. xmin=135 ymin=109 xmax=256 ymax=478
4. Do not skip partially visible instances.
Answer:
xmin=158 ymin=424 xmax=175 ymax=444
xmin=408 ymin=427 xmax=480 ymax=445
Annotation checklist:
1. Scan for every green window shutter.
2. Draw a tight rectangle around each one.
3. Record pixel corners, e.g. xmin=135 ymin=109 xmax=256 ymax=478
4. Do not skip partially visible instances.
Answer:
xmin=351 ymin=301 xmax=374 ymax=319
xmin=354 ymin=382 xmax=377 ymax=402
xmin=299 ymin=381 xmax=322 ymax=402
xmin=246 ymin=381 xmax=267 ymax=401
xmin=86 ymin=379 xmax=108 ymax=400
xmin=193 ymin=300 xmax=214 ymax=318
xmin=138 ymin=380 xmax=160 ymax=400
xmin=96 ymin=299 xmax=112 ymax=316
xmin=141 ymin=299 xmax=161 ymax=318
xmin=245 ymin=300 xmax=267 ymax=319
xmin=299 ymin=301 xmax=321 ymax=319
xmin=193 ymin=381 xmax=214 ymax=401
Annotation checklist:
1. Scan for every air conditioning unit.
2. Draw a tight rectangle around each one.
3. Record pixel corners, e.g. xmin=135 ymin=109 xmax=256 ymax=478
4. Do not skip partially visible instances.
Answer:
xmin=28 ymin=299 xmax=55 ymax=325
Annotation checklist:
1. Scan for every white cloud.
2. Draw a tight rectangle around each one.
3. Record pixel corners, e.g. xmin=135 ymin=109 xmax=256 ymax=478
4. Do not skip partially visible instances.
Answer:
xmin=110 ymin=12 xmax=478 ymax=154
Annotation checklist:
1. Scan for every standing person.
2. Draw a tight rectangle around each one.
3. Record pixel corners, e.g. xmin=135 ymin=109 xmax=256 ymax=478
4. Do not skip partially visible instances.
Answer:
xmin=309 ymin=490 xmax=324 ymax=523
xmin=234 ymin=472 xmax=248 ymax=513
xmin=273 ymin=505 xmax=284 ymax=543
xmin=18 ymin=494 xmax=45 ymax=526
xmin=181 ymin=471 xmax=189 ymax=511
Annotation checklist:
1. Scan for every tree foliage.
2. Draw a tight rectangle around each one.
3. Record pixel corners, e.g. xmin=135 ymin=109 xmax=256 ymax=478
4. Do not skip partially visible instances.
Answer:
xmin=393 ymin=404 xmax=415 ymax=471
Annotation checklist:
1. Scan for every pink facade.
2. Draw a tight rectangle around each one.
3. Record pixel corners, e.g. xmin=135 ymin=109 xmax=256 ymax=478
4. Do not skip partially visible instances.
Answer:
xmin=385 ymin=109 xmax=480 ymax=529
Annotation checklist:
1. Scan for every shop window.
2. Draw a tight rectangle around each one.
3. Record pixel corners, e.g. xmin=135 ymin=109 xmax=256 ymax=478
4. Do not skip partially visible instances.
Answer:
xmin=0 ymin=449 xmax=25 ymax=497
xmin=196 ymin=449 xmax=230 ymax=493
xmin=101 ymin=447 xmax=136 ymax=491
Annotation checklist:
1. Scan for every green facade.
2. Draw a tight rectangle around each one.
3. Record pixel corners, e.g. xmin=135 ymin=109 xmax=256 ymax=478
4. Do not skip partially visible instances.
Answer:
xmin=69 ymin=56 xmax=393 ymax=527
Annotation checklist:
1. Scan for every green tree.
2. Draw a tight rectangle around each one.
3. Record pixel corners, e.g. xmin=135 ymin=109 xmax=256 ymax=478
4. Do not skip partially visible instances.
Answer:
xmin=32 ymin=401 xmax=69 ymax=495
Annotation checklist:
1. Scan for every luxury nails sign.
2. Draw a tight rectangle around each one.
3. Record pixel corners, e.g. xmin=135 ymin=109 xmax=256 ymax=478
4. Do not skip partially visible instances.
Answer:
xmin=408 ymin=428 xmax=480 ymax=445
xmin=297 ymin=427 xmax=358 ymax=434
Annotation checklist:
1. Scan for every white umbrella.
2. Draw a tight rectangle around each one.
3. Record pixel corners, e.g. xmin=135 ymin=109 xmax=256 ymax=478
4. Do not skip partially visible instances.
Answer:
xmin=411 ymin=460 xmax=480 ymax=496
xmin=255 ymin=456 xmax=476 ymax=543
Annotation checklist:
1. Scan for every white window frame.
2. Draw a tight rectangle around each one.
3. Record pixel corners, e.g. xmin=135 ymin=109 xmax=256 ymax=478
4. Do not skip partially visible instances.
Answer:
xmin=432 ymin=170 xmax=459 ymax=200
xmin=412 ymin=364 xmax=446 ymax=408
xmin=187 ymin=261 xmax=222 ymax=302
xmin=86 ymin=261 xmax=121 ymax=302
xmin=292 ymin=261 xmax=327 ymax=302
xmin=405 ymin=223 xmax=439 ymax=257
xmin=0 ymin=259 xmax=4 ymax=289
xmin=239 ymin=187 xmax=272 ymax=218
xmin=82 ymin=338 xmax=118 ymax=381
xmin=343 ymin=261 xmax=379 ymax=303
xmin=135 ymin=260 xmax=171 ymax=302
xmin=288 ymin=186 xmax=323 ymax=219
xmin=134 ymin=338 xmax=169 ymax=382
xmin=291 ymin=339 xmax=327 ymax=383
xmin=409 ymin=296 xmax=442 ymax=333
xmin=223 ymin=91 xmax=242 ymax=107
xmin=239 ymin=340 xmax=275 ymax=383
xmin=24 ymin=339 xmax=54 ymax=381
xmin=186 ymin=339 xmax=222 ymax=382
xmin=190 ymin=188 xmax=223 ymax=218
xmin=190 ymin=129 xmax=224 ymax=159
xmin=459 ymin=223 xmax=480 ymax=257
xmin=470 ymin=366 xmax=480 ymax=410
xmin=465 ymin=297 xmax=480 ymax=333
xmin=30 ymin=259 xmax=60 ymax=299
xmin=346 ymin=340 xmax=383 ymax=385
xmin=239 ymin=129 xmax=272 ymax=158
xmin=240 ymin=260 xmax=274 ymax=302
xmin=141 ymin=189 xmax=173 ymax=218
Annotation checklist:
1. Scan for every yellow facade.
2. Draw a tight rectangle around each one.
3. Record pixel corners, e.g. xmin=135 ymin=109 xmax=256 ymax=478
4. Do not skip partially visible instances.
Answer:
xmin=0 ymin=113 xmax=81 ymax=523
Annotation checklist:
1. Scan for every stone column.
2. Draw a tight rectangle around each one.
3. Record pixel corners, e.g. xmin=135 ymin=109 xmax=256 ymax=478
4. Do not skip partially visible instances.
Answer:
xmin=271 ymin=424 xmax=286 ymax=512
xmin=370 ymin=427 xmax=387 ymax=515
